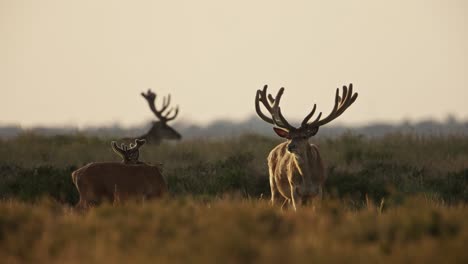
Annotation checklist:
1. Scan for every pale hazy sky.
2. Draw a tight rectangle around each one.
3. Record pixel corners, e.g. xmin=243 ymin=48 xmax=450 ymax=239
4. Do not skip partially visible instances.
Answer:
xmin=1 ymin=0 xmax=467 ymax=127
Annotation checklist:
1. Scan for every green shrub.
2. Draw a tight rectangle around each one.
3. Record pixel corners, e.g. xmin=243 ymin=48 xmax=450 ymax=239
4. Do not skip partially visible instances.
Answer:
xmin=0 ymin=165 xmax=78 ymax=204
xmin=0 ymin=133 xmax=467 ymax=205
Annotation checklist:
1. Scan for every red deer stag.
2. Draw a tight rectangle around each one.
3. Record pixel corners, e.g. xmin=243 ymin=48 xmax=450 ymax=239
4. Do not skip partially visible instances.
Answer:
xmin=255 ymin=83 xmax=358 ymax=210
xmin=139 ymin=89 xmax=181 ymax=144
xmin=71 ymin=140 xmax=167 ymax=208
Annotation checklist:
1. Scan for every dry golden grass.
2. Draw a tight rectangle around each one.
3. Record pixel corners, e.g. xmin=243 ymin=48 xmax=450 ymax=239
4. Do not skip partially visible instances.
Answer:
xmin=0 ymin=133 xmax=467 ymax=263
xmin=0 ymin=197 xmax=467 ymax=264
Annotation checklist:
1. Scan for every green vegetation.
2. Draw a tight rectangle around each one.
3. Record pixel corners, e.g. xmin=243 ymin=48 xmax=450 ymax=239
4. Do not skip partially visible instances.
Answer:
xmin=1 ymin=133 xmax=467 ymax=204
xmin=0 ymin=132 xmax=467 ymax=263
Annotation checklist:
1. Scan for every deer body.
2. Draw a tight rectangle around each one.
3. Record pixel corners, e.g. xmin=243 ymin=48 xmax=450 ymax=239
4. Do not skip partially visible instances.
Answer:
xmin=255 ymin=83 xmax=358 ymax=210
xmin=72 ymin=162 xmax=167 ymax=208
xmin=268 ymin=141 xmax=325 ymax=209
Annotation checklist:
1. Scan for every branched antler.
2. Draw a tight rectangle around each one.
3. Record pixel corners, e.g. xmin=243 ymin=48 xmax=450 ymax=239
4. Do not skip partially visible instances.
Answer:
xmin=111 ymin=139 xmax=146 ymax=164
xmin=255 ymin=85 xmax=295 ymax=131
xmin=141 ymin=89 xmax=179 ymax=123
xmin=301 ymin=83 xmax=358 ymax=129
xmin=255 ymin=83 xmax=358 ymax=133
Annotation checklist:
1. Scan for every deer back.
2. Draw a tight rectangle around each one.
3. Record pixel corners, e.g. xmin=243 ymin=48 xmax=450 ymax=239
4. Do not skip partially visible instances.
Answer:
xmin=72 ymin=162 xmax=167 ymax=203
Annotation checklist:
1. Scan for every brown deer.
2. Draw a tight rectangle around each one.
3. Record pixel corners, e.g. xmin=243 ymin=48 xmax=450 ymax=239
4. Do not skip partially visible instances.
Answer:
xmin=138 ymin=89 xmax=182 ymax=144
xmin=255 ymin=83 xmax=358 ymax=210
xmin=71 ymin=141 xmax=167 ymax=208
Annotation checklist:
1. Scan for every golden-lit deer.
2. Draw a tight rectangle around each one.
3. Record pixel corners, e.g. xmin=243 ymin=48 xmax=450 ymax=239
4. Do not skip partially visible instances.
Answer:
xmin=71 ymin=140 xmax=167 ymax=208
xmin=139 ymin=89 xmax=181 ymax=144
xmin=255 ymin=83 xmax=358 ymax=210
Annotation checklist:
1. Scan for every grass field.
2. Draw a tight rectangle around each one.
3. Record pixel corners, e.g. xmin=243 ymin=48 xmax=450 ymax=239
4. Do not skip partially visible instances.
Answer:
xmin=0 ymin=133 xmax=467 ymax=263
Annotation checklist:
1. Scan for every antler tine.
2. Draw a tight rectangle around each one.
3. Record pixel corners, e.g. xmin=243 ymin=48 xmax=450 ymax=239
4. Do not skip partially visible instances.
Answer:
xmin=135 ymin=138 xmax=146 ymax=146
xmin=262 ymin=85 xmax=274 ymax=111
xmin=128 ymin=138 xmax=146 ymax=150
xmin=268 ymin=94 xmax=275 ymax=104
xmin=254 ymin=85 xmax=295 ymax=131
xmin=166 ymin=94 xmax=171 ymax=107
xmin=305 ymin=83 xmax=358 ymax=128
xmin=332 ymin=84 xmax=357 ymax=118
xmin=164 ymin=106 xmax=179 ymax=122
xmin=336 ymin=84 xmax=358 ymax=117
xmin=255 ymin=86 xmax=275 ymax=124
xmin=165 ymin=108 xmax=174 ymax=117
xmin=270 ymin=89 xmax=295 ymax=130
xmin=141 ymin=89 xmax=164 ymax=120
xmin=274 ymin=106 xmax=295 ymax=130
xmin=111 ymin=141 xmax=126 ymax=159
xmin=301 ymin=104 xmax=317 ymax=127
xmin=158 ymin=94 xmax=171 ymax=114
xmin=141 ymin=89 xmax=180 ymax=123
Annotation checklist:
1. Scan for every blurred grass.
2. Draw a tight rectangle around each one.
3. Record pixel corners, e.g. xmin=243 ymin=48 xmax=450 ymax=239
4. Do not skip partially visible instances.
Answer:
xmin=0 ymin=133 xmax=468 ymax=262
xmin=0 ymin=198 xmax=467 ymax=263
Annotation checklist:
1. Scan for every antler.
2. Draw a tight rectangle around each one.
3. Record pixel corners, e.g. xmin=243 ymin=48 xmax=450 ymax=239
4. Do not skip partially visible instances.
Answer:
xmin=111 ymin=139 xmax=146 ymax=164
xmin=111 ymin=141 xmax=128 ymax=158
xmin=129 ymin=138 xmax=146 ymax=149
xmin=255 ymin=83 xmax=358 ymax=132
xmin=255 ymin=85 xmax=295 ymax=131
xmin=301 ymin=83 xmax=358 ymax=129
xmin=141 ymin=89 xmax=179 ymax=123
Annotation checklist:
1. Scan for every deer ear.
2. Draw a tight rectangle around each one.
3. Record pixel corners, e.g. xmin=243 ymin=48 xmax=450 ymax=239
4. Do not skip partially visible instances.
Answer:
xmin=273 ymin=127 xmax=290 ymax=139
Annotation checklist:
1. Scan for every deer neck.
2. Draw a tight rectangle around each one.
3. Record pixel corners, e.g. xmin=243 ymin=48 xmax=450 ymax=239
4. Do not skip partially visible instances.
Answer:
xmin=291 ymin=146 xmax=313 ymax=177
xmin=139 ymin=123 xmax=163 ymax=144
xmin=290 ymin=145 xmax=317 ymax=194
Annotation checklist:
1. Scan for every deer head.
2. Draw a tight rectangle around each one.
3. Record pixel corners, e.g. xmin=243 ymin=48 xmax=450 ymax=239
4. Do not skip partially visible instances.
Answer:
xmin=111 ymin=139 xmax=146 ymax=164
xmin=139 ymin=89 xmax=182 ymax=144
xmin=255 ymin=84 xmax=358 ymax=154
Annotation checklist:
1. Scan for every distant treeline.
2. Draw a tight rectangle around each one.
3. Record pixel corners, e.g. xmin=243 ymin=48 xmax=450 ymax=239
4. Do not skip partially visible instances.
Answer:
xmin=1 ymin=115 xmax=467 ymax=139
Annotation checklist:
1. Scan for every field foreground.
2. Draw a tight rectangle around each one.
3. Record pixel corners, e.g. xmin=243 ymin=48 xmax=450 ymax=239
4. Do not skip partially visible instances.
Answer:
xmin=0 ymin=133 xmax=467 ymax=263
xmin=1 ymin=198 xmax=467 ymax=264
